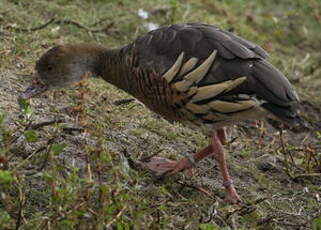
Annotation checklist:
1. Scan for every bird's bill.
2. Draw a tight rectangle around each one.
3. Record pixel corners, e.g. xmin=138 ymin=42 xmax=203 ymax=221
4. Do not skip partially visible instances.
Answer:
xmin=20 ymin=77 xmax=48 ymax=99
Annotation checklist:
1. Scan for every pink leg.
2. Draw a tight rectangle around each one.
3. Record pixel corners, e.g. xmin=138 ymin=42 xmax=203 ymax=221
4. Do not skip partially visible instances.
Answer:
xmin=217 ymin=128 xmax=227 ymax=145
xmin=142 ymin=145 xmax=213 ymax=176
xmin=211 ymin=128 xmax=241 ymax=204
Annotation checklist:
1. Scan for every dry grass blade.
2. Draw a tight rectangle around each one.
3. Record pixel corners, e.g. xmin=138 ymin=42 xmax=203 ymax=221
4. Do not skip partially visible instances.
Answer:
xmin=293 ymin=173 xmax=321 ymax=179
xmin=105 ymin=205 xmax=127 ymax=228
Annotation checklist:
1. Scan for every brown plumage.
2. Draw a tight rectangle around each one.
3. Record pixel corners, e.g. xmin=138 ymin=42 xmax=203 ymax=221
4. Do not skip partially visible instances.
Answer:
xmin=20 ymin=23 xmax=306 ymax=204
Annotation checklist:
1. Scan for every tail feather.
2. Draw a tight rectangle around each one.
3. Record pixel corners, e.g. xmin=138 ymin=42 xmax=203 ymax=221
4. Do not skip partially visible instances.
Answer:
xmin=262 ymin=102 xmax=313 ymax=132
xmin=250 ymin=60 xmax=313 ymax=132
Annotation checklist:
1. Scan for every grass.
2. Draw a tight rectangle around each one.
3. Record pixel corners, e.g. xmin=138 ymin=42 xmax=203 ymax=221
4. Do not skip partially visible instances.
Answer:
xmin=0 ymin=0 xmax=321 ymax=229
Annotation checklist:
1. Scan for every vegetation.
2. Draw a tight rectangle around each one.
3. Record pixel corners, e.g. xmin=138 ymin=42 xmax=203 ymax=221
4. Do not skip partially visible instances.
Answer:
xmin=0 ymin=0 xmax=320 ymax=229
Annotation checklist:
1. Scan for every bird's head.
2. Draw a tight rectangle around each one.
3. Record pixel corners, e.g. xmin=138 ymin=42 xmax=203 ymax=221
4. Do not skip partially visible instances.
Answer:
xmin=20 ymin=44 xmax=103 ymax=99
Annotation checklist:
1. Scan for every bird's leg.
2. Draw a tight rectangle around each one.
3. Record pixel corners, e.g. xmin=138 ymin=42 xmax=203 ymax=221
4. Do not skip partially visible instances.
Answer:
xmin=217 ymin=127 xmax=227 ymax=145
xmin=141 ymin=145 xmax=213 ymax=177
xmin=211 ymin=128 xmax=241 ymax=204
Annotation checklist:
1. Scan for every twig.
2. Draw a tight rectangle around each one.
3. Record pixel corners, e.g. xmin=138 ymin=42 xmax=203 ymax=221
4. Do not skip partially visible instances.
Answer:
xmin=12 ymin=146 xmax=46 ymax=173
xmin=12 ymin=18 xmax=56 ymax=32
xmin=62 ymin=127 xmax=84 ymax=134
xmin=12 ymin=136 xmax=58 ymax=173
xmin=256 ymin=121 xmax=266 ymax=149
xmin=24 ymin=146 xmax=50 ymax=176
xmin=8 ymin=18 xmax=114 ymax=34
xmin=176 ymin=180 xmax=214 ymax=198
xmin=279 ymin=130 xmax=295 ymax=178
xmin=54 ymin=19 xmax=114 ymax=33
xmin=27 ymin=119 xmax=64 ymax=130
xmin=113 ymin=98 xmax=135 ymax=106
xmin=139 ymin=149 xmax=164 ymax=162
xmin=35 ymin=146 xmax=51 ymax=174
xmin=267 ymin=135 xmax=276 ymax=152
xmin=280 ymin=130 xmax=295 ymax=164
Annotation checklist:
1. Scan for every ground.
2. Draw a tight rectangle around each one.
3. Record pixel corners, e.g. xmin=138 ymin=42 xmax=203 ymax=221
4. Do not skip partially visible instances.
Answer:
xmin=0 ymin=0 xmax=321 ymax=229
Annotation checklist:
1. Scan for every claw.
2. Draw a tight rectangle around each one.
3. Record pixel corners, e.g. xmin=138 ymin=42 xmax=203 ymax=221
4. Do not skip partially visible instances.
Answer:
xmin=225 ymin=186 xmax=242 ymax=205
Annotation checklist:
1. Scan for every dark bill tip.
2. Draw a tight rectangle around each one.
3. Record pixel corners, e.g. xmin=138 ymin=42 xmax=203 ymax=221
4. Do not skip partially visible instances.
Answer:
xmin=20 ymin=80 xmax=48 ymax=99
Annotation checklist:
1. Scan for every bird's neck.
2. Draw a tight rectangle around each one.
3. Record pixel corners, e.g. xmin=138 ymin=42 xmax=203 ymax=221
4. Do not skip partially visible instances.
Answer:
xmin=72 ymin=43 xmax=136 ymax=97
xmin=93 ymin=45 xmax=135 ymax=95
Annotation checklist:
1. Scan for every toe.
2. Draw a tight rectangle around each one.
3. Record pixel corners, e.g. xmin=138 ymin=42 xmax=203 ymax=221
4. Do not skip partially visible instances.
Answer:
xmin=140 ymin=156 xmax=194 ymax=177
xmin=184 ymin=168 xmax=194 ymax=177
xmin=141 ymin=157 xmax=177 ymax=176
xmin=165 ymin=158 xmax=192 ymax=176
xmin=225 ymin=186 xmax=242 ymax=205
xmin=225 ymin=195 xmax=242 ymax=205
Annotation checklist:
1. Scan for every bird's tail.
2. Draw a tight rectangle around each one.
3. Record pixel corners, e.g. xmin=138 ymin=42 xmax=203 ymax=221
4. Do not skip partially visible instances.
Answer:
xmin=262 ymin=102 xmax=313 ymax=132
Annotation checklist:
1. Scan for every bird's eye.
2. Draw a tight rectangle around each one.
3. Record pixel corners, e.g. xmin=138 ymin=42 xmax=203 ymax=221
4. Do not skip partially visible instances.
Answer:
xmin=47 ymin=66 xmax=53 ymax=71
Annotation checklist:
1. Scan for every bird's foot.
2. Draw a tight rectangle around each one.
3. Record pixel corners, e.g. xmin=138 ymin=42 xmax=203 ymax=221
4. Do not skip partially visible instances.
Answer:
xmin=141 ymin=156 xmax=193 ymax=177
xmin=223 ymin=180 xmax=242 ymax=204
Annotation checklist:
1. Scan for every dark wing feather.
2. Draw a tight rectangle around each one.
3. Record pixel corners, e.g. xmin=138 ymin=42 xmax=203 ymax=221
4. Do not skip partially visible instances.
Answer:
xmin=218 ymin=27 xmax=269 ymax=58
xmin=198 ymin=24 xmax=267 ymax=59
xmin=133 ymin=23 xmax=300 ymax=125
xmin=177 ymin=27 xmax=203 ymax=53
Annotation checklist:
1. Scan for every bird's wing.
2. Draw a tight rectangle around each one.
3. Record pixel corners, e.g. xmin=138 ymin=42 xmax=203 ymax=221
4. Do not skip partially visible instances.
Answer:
xmin=134 ymin=23 xmax=268 ymax=70
xmin=132 ymin=24 xmax=300 ymax=125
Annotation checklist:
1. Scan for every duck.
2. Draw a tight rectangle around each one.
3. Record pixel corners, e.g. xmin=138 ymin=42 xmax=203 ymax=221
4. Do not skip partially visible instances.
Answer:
xmin=20 ymin=23 xmax=307 ymax=204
